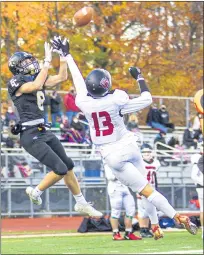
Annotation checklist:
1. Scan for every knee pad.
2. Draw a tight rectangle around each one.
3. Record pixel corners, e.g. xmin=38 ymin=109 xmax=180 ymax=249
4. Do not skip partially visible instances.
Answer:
xmin=111 ymin=208 xmax=121 ymax=219
xmin=64 ymin=157 xmax=74 ymax=170
xmin=53 ymin=161 xmax=68 ymax=176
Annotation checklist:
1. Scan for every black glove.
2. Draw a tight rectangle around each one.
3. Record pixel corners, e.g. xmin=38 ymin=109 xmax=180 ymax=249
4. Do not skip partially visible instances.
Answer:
xmin=11 ymin=123 xmax=22 ymax=135
xmin=129 ymin=67 xmax=143 ymax=80
xmin=51 ymin=36 xmax=70 ymax=57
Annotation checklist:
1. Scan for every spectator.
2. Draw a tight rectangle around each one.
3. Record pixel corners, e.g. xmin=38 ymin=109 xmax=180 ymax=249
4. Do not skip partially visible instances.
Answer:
xmin=154 ymin=132 xmax=169 ymax=166
xmin=146 ymin=104 xmax=168 ymax=134
xmin=168 ymin=135 xmax=180 ymax=148
xmin=183 ymin=125 xmax=198 ymax=149
xmin=64 ymin=87 xmax=80 ymax=124
xmin=192 ymin=113 xmax=202 ymax=140
xmin=5 ymin=106 xmax=17 ymax=126
xmin=50 ymin=91 xmax=63 ymax=127
xmin=43 ymin=92 xmax=51 ymax=123
xmin=159 ymin=105 xmax=174 ymax=131
xmin=126 ymin=113 xmax=139 ymax=132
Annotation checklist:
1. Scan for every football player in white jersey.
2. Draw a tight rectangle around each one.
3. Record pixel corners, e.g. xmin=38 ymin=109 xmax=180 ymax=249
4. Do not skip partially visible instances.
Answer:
xmin=137 ymin=144 xmax=161 ymax=238
xmin=51 ymin=36 xmax=198 ymax=239
xmin=191 ymin=142 xmax=203 ymax=239
xmin=104 ymin=162 xmax=142 ymax=241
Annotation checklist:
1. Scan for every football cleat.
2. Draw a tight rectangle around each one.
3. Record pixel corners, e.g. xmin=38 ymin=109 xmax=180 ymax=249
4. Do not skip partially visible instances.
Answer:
xmin=74 ymin=202 xmax=103 ymax=217
xmin=113 ymin=232 xmax=124 ymax=241
xmin=124 ymin=231 xmax=142 ymax=240
xmin=140 ymin=228 xmax=153 ymax=238
xmin=152 ymin=225 xmax=164 ymax=240
xmin=26 ymin=187 xmax=42 ymax=205
xmin=175 ymin=215 xmax=198 ymax=235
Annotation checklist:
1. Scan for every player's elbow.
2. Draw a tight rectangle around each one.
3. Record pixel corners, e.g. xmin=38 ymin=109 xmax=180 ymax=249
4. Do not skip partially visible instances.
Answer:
xmin=142 ymin=92 xmax=152 ymax=106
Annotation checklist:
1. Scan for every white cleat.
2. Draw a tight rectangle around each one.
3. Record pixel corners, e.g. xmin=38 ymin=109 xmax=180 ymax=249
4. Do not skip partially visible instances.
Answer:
xmin=74 ymin=202 xmax=103 ymax=217
xmin=26 ymin=187 xmax=42 ymax=206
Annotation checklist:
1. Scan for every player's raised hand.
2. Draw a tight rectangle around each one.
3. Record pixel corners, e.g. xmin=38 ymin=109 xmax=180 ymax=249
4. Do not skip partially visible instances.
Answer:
xmin=51 ymin=36 xmax=70 ymax=57
xmin=129 ymin=67 xmax=143 ymax=81
xmin=44 ymin=42 xmax=53 ymax=64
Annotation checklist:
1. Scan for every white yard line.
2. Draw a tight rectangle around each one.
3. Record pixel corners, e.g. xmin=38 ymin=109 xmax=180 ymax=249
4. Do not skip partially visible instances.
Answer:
xmin=2 ymin=228 xmax=187 ymax=239
xmin=128 ymin=250 xmax=203 ymax=254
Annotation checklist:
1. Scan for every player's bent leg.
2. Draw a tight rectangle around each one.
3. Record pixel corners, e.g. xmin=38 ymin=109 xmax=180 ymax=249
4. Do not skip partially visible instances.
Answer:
xmin=140 ymin=184 xmax=198 ymax=235
xmin=64 ymin=170 xmax=103 ymax=217
xmin=141 ymin=196 xmax=163 ymax=240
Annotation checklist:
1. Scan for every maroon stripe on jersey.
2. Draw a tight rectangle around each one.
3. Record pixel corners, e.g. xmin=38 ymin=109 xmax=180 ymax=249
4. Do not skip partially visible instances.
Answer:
xmin=145 ymin=166 xmax=156 ymax=169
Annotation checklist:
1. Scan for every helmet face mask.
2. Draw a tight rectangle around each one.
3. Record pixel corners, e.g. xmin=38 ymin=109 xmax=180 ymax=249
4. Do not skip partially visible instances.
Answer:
xmin=8 ymin=52 xmax=40 ymax=76
xmin=85 ymin=69 xmax=112 ymax=98
xmin=142 ymin=150 xmax=153 ymax=162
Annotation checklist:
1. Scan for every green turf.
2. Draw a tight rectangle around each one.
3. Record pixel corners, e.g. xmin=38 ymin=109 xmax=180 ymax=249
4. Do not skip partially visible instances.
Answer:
xmin=1 ymin=231 xmax=203 ymax=254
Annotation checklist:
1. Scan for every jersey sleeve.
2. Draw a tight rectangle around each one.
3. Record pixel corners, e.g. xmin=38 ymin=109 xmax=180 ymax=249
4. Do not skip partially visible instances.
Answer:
xmin=113 ymin=89 xmax=129 ymax=106
xmin=120 ymin=91 xmax=152 ymax=115
xmin=8 ymin=75 xmax=32 ymax=97
xmin=66 ymin=54 xmax=88 ymax=97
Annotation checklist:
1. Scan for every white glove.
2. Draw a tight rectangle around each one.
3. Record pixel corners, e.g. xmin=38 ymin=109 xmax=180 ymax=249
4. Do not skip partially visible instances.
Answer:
xmin=44 ymin=42 xmax=53 ymax=67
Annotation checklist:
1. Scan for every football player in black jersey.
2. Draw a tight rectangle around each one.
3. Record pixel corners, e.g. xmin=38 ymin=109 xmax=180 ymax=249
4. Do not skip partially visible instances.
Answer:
xmin=7 ymin=37 xmax=102 ymax=217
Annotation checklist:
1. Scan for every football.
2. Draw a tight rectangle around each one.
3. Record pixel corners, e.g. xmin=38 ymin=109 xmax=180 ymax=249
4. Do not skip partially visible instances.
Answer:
xmin=73 ymin=6 xmax=94 ymax=27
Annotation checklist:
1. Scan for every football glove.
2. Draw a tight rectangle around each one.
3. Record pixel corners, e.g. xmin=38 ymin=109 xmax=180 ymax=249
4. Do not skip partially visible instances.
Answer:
xmin=44 ymin=42 xmax=53 ymax=65
xmin=129 ymin=67 xmax=143 ymax=81
xmin=51 ymin=36 xmax=70 ymax=57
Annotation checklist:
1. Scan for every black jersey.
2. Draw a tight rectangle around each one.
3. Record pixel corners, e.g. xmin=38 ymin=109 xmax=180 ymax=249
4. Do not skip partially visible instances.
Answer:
xmin=7 ymin=74 xmax=45 ymax=123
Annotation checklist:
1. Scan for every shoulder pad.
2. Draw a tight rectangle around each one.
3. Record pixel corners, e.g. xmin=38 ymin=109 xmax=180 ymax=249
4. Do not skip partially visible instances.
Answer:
xmin=8 ymin=74 xmax=33 ymax=97
xmin=113 ymin=89 xmax=129 ymax=106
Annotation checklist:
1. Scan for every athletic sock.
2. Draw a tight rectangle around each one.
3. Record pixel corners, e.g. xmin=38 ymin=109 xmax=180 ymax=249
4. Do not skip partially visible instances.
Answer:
xmin=147 ymin=190 xmax=177 ymax=219
xmin=32 ymin=187 xmax=43 ymax=197
xmin=125 ymin=228 xmax=132 ymax=233
xmin=73 ymin=192 xmax=87 ymax=205
xmin=113 ymin=229 xmax=119 ymax=233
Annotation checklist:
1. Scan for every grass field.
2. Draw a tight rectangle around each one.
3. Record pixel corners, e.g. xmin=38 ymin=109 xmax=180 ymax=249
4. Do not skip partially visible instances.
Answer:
xmin=1 ymin=230 xmax=203 ymax=254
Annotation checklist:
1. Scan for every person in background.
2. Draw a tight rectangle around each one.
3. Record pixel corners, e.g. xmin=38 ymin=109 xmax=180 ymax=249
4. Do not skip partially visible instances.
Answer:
xmin=50 ymin=90 xmax=63 ymax=127
xmin=43 ymin=92 xmax=51 ymax=123
xmin=146 ymin=104 xmax=168 ymax=134
xmin=192 ymin=113 xmax=202 ymax=141
xmin=64 ymin=86 xmax=80 ymax=124
xmin=183 ymin=125 xmax=198 ymax=149
xmin=137 ymin=144 xmax=161 ymax=239
xmin=104 ymin=162 xmax=142 ymax=241
xmin=159 ymin=105 xmax=174 ymax=132
xmin=5 ymin=106 xmax=17 ymax=126
xmin=126 ymin=113 xmax=139 ymax=132
xmin=191 ymin=142 xmax=203 ymax=239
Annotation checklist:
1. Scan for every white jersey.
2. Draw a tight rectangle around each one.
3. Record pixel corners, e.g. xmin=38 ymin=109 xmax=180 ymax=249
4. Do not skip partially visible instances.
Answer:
xmin=143 ymin=159 xmax=160 ymax=186
xmin=66 ymin=54 xmax=152 ymax=146
xmin=76 ymin=89 xmax=130 ymax=145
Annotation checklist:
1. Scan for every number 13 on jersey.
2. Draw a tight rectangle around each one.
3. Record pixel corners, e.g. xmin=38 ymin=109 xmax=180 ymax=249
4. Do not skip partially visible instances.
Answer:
xmin=92 ymin=111 xmax=114 ymax=136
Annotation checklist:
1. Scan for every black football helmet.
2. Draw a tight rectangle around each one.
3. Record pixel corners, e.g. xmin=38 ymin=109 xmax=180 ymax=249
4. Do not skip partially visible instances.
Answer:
xmin=85 ymin=69 xmax=112 ymax=98
xmin=8 ymin=51 xmax=40 ymax=76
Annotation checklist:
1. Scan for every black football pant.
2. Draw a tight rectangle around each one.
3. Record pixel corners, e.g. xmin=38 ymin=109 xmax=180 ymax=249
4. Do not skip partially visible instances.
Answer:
xmin=20 ymin=127 xmax=74 ymax=175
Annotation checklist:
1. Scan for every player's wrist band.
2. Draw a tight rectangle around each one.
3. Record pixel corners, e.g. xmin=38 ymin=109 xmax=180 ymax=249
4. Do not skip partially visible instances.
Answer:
xmin=43 ymin=61 xmax=50 ymax=68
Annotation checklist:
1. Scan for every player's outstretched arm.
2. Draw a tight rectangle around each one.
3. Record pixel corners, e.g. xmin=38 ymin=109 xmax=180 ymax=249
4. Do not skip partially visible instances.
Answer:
xmin=16 ymin=42 xmax=52 ymax=95
xmin=120 ymin=67 xmax=152 ymax=115
xmin=45 ymin=36 xmax=68 ymax=87
xmin=50 ymin=36 xmax=87 ymax=96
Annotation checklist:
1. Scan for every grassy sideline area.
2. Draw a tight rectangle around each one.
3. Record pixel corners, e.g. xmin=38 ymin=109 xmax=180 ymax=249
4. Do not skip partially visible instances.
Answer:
xmin=1 ymin=230 xmax=203 ymax=254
